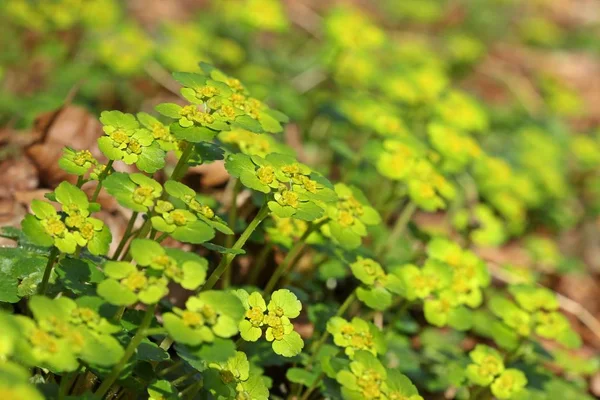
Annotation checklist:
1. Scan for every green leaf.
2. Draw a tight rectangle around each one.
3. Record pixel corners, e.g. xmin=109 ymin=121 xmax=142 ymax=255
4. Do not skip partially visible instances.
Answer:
xmin=21 ymin=215 xmax=53 ymax=248
xmin=259 ymin=112 xmax=283 ymax=133
xmin=163 ymin=312 xmax=213 ymax=346
xmin=130 ymin=239 xmax=164 ymax=266
xmin=97 ymin=279 xmax=137 ymax=306
xmin=100 ymin=110 xmax=139 ymax=129
xmin=30 ymin=200 xmax=57 ymax=219
xmin=269 ymin=289 xmax=302 ymax=318
xmin=172 ymin=72 xmax=207 ymax=89
xmin=148 ymin=380 xmax=178 ymax=400
xmin=170 ymin=124 xmax=217 ymax=143
xmin=54 ymin=181 xmax=88 ymax=209
xmin=0 ymin=247 xmax=48 ymax=302
xmin=200 ymin=243 xmax=246 ymax=255
xmin=171 ymin=221 xmax=215 ymax=244
xmin=272 ymin=331 xmax=304 ymax=357
xmin=234 ymin=115 xmax=262 ymax=132
xmin=180 ymin=261 xmax=207 ymax=290
xmin=448 ymin=306 xmax=473 ymax=331
xmin=80 ymin=332 xmax=125 ymax=366
xmin=164 ymin=180 xmax=195 ymax=199
xmin=56 ymin=257 xmax=105 ymax=296
xmin=196 ymin=338 xmax=237 ymax=364
xmin=293 ymin=201 xmax=324 ymax=221
xmin=136 ymin=145 xmax=166 ymax=173
xmin=155 ymin=103 xmax=182 ymax=119
xmin=356 ymin=287 xmax=392 ymax=311
xmin=87 ymin=224 xmax=112 ymax=256
xmin=286 ymin=368 xmax=318 ymax=387
xmin=137 ymin=339 xmax=170 ymax=362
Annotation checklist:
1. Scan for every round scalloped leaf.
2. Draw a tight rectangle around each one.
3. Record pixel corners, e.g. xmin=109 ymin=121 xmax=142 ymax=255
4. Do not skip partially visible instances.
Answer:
xmin=163 ymin=312 xmax=214 ymax=346
xmin=356 ymin=287 xmax=392 ymax=311
xmin=293 ymin=202 xmax=325 ymax=221
xmin=21 ymin=215 xmax=53 ymax=248
xmin=239 ymin=319 xmax=263 ymax=342
xmin=31 ymin=200 xmax=58 ymax=219
xmin=138 ymin=284 xmax=168 ymax=305
xmin=155 ymin=103 xmax=182 ymax=119
xmin=79 ymin=332 xmax=125 ymax=367
xmin=164 ymin=180 xmax=195 ymax=199
xmin=136 ymin=145 xmax=166 ymax=173
xmin=97 ymin=279 xmax=137 ymax=306
xmin=180 ymin=261 xmax=207 ymax=290
xmin=100 ymin=110 xmax=139 ymax=129
xmin=269 ymin=289 xmax=302 ymax=318
xmin=233 ymin=115 xmax=262 ymax=133
xmin=87 ymin=224 xmax=112 ymax=256
xmin=55 ymin=181 xmax=89 ymax=209
xmin=272 ymin=331 xmax=304 ymax=357
xmin=130 ymin=239 xmax=164 ymax=266
xmin=170 ymin=124 xmax=217 ymax=143
xmin=148 ymin=379 xmax=178 ymax=400
xmin=170 ymin=221 xmax=215 ymax=244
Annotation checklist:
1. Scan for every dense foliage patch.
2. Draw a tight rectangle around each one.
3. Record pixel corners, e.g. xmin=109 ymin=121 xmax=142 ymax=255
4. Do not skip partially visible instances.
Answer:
xmin=0 ymin=1 xmax=599 ymax=399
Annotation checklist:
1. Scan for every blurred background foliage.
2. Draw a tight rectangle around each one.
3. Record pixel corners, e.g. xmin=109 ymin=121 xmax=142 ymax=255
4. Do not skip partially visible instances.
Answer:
xmin=1 ymin=0 xmax=600 ymax=397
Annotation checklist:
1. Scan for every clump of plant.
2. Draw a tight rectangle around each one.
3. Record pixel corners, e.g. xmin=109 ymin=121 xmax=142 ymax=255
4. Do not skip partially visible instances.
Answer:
xmin=1 ymin=1 xmax=599 ymax=399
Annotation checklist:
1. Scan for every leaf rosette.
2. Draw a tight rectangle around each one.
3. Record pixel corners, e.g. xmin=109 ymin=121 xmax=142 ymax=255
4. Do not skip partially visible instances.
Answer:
xmin=163 ymin=291 xmax=245 ymax=346
xmin=234 ymin=289 xmax=304 ymax=357
xmin=98 ymin=110 xmax=166 ymax=173
xmin=22 ymin=182 xmax=111 ymax=255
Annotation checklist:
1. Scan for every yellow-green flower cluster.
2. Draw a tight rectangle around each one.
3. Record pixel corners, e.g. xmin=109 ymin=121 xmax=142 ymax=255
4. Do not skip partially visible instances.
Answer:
xmin=350 ymin=257 xmax=403 ymax=311
xmin=466 ymin=345 xmax=527 ymax=399
xmin=226 ymin=152 xmax=337 ymax=220
xmin=219 ymin=128 xmax=291 ymax=157
xmin=22 ymin=182 xmax=111 ymax=255
xmin=163 ymin=291 xmax=244 ymax=346
xmin=235 ymin=289 xmax=304 ymax=357
xmin=98 ymin=239 xmax=208 ymax=306
xmin=336 ymin=351 xmax=424 ymax=400
xmin=12 ymin=296 xmax=123 ymax=372
xmin=327 ymin=317 xmax=386 ymax=358
xmin=489 ymin=284 xmax=581 ymax=349
xmin=395 ymin=238 xmax=490 ymax=329
xmin=377 ymin=140 xmax=455 ymax=211
xmin=323 ymin=184 xmax=381 ymax=249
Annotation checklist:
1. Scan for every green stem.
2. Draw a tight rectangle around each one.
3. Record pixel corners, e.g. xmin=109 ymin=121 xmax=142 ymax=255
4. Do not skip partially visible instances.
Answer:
xmin=171 ymin=371 xmax=195 ymax=387
xmin=94 ymin=304 xmax=157 ymax=399
xmin=112 ymin=306 xmax=126 ymax=323
xmin=248 ymin=245 xmax=273 ymax=285
xmin=112 ymin=212 xmax=139 ymax=260
xmin=76 ymin=176 xmax=85 ymax=188
xmin=155 ymin=232 xmax=169 ymax=243
xmin=91 ymin=160 xmax=114 ymax=203
xmin=223 ymin=179 xmax=241 ymax=289
xmin=158 ymin=359 xmax=183 ymax=377
xmin=470 ymin=385 xmax=488 ymax=400
xmin=262 ymin=220 xmax=325 ymax=296
xmin=144 ymin=327 xmax=166 ymax=336
xmin=375 ymin=201 xmax=417 ymax=257
xmin=58 ymin=365 xmax=80 ymax=400
xmin=504 ymin=339 xmax=526 ymax=364
xmin=159 ymin=337 xmax=174 ymax=351
xmin=179 ymin=381 xmax=203 ymax=399
xmin=169 ymin=142 xmax=194 ymax=182
xmin=305 ymin=290 xmax=356 ymax=368
xmin=120 ymin=216 xmax=154 ymax=261
xmin=38 ymin=247 xmax=60 ymax=295
xmin=299 ymin=371 xmax=325 ymax=400
xmin=201 ymin=203 xmax=270 ymax=291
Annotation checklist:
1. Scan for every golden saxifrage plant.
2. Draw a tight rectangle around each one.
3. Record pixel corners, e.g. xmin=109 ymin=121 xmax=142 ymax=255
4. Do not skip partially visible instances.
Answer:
xmin=1 ymin=1 xmax=599 ymax=400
